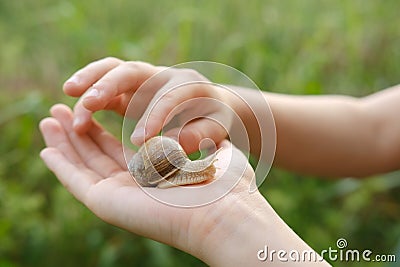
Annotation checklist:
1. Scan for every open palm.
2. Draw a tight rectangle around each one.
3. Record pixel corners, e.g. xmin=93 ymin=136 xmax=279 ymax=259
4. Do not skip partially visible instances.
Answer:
xmin=39 ymin=104 xmax=256 ymax=260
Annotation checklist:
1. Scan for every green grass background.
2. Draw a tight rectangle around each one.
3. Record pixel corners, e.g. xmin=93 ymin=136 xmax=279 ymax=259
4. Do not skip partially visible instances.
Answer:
xmin=1 ymin=0 xmax=400 ymax=266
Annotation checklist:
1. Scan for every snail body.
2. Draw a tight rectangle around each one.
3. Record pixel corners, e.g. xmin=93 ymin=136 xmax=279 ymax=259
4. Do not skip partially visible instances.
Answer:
xmin=128 ymin=136 xmax=219 ymax=188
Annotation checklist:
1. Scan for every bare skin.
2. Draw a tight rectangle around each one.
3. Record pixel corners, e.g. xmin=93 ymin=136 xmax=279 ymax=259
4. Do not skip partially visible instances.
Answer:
xmin=39 ymin=57 xmax=400 ymax=266
xmin=234 ymin=86 xmax=400 ymax=177
xmin=64 ymin=57 xmax=400 ymax=177
xmin=40 ymin=104 xmax=330 ymax=266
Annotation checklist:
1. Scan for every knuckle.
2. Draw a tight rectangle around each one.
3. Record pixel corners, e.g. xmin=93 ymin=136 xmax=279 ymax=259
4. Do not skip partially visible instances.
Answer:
xmin=152 ymin=90 xmax=176 ymax=107
xmin=123 ymin=60 xmax=153 ymax=70
xmin=160 ymin=91 xmax=176 ymax=103
xmin=123 ymin=61 xmax=139 ymax=69
xmin=180 ymin=68 xmax=198 ymax=76
xmin=86 ymin=57 xmax=119 ymax=69
xmin=180 ymin=68 xmax=205 ymax=80
xmin=102 ymin=56 xmax=122 ymax=65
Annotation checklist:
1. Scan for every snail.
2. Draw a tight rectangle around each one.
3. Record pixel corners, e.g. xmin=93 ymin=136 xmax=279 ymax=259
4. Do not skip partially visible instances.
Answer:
xmin=128 ymin=136 xmax=220 ymax=188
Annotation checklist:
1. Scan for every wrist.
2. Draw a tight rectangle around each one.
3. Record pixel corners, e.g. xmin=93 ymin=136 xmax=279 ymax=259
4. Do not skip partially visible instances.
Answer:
xmin=192 ymin=189 xmax=272 ymax=266
xmin=222 ymin=86 xmax=264 ymax=157
xmin=192 ymin=190 xmax=331 ymax=266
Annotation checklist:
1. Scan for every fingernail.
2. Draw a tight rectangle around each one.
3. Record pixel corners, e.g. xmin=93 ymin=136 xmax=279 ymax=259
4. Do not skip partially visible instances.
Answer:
xmin=86 ymin=88 xmax=100 ymax=98
xmin=73 ymin=118 xmax=82 ymax=128
xmin=131 ymin=127 xmax=146 ymax=143
xmin=66 ymin=76 xmax=80 ymax=85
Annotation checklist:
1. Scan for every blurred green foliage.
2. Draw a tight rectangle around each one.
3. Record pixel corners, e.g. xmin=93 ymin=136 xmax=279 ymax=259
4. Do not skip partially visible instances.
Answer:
xmin=1 ymin=0 xmax=400 ymax=266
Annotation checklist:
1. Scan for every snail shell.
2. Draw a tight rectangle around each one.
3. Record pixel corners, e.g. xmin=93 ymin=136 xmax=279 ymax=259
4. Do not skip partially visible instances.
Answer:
xmin=128 ymin=136 xmax=219 ymax=188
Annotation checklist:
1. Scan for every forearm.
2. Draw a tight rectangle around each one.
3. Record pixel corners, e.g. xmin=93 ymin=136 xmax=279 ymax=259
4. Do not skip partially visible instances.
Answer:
xmin=266 ymin=93 xmax=374 ymax=177
xmin=229 ymin=85 xmax=400 ymax=177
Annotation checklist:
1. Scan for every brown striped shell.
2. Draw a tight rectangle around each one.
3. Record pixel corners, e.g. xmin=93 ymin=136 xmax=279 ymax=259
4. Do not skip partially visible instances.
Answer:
xmin=128 ymin=136 xmax=219 ymax=188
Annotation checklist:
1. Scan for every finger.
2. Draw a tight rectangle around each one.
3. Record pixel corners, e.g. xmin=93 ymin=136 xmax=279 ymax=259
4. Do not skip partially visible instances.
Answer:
xmin=72 ymin=98 xmax=94 ymax=134
xmin=40 ymin=147 xmax=99 ymax=203
xmin=81 ymin=61 xmax=160 ymax=112
xmin=103 ymin=94 xmax=127 ymax=115
xmin=218 ymin=139 xmax=256 ymax=192
xmin=50 ymin=104 xmax=123 ymax=178
xmin=131 ymin=82 xmax=211 ymax=145
xmin=74 ymin=93 xmax=129 ymax=133
xmin=39 ymin=117 xmax=83 ymax=165
xmin=73 ymin=61 xmax=160 ymax=132
xmin=88 ymin=120 xmax=130 ymax=170
xmin=63 ymin=57 xmax=123 ymax=97
xmin=163 ymin=117 xmax=228 ymax=154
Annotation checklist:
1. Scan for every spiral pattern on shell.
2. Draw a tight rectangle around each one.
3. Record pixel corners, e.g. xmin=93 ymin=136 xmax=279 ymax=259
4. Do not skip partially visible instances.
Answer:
xmin=128 ymin=136 xmax=219 ymax=188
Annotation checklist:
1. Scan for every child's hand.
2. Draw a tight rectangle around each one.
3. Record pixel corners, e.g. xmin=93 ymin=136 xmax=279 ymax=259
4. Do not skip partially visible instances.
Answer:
xmin=39 ymin=104 xmax=262 ymax=266
xmin=64 ymin=57 xmax=233 ymax=153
